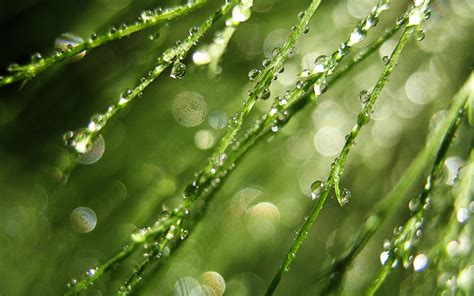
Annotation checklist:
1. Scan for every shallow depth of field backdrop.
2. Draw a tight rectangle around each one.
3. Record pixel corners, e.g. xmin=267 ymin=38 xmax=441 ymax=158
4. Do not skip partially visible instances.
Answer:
xmin=0 ymin=0 xmax=473 ymax=295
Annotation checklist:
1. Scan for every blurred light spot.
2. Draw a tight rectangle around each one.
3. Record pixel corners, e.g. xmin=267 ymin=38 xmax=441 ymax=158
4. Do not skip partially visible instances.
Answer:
xmin=247 ymin=202 xmax=280 ymax=241
xmin=286 ymin=129 xmax=313 ymax=160
xmin=371 ymin=93 xmax=393 ymax=120
xmin=379 ymin=39 xmax=397 ymax=59
xmin=76 ymin=135 xmax=105 ymax=164
xmin=172 ymin=92 xmax=207 ymax=127
xmin=314 ymin=126 xmax=344 ymax=157
xmin=446 ymin=240 xmax=460 ymax=257
xmin=30 ymin=184 xmax=48 ymax=213
xmin=208 ymin=111 xmax=228 ymax=129
xmin=194 ymin=130 xmax=215 ymax=150
xmin=276 ymin=63 xmax=298 ymax=86
xmin=200 ymin=271 xmax=225 ymax=296
xmin=405 ymin=72 xmax=439 ymax=105
xmin=253 ymin=0 xmax=275 ymax=12
xmin=263 ymin=29 xmax=290 ymax=57
xmin=70 ymin=207 xmax=97 ymax=233
xmin=174 ymin=276 xmax=200 ymax=296
xmin=230 ymin=188 xmax=261 ymax=220
xmin=457 ymin=265 xmax=474 ymax=290
xmin=371 ymin=117 xmax=402 ymax=148
xmin=346 ymin=0 xmax=373 ymax=19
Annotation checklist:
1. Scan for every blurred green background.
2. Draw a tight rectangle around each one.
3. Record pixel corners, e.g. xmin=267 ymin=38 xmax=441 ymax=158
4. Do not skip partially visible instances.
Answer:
xmin=0 ymin=0 xmax=473 ymax=295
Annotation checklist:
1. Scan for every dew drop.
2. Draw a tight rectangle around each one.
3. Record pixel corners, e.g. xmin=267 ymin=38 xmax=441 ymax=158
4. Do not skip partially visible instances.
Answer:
xmin=380 ymin=251 xmax=390 ymax=265
xmin=456 ymin=208 xmax=469 ymax=224
xmin=313 ymin=55 xmax=328 ymax=74
xmin=416 ymin=28 xmax=425 ymax=41
xmin=413 ymin=253 xmax=428 ymax=272
xmin=149 ymin=32 xmax=160 ymax=40
xmin=248 ymin=69 xmax=260 ymax=81
xmin=310 ymin=180 xmax=325 ymax=201
xmin=54 ymin=33 xmax=86 ymax=60
xmin=313 ymin=77 xmax=327 ymax=96
xmin=170 ymin=61 xmax=187 ymax=79
xmin=359 ymin=90 xmax=370 ymax=105
xmin=383 ymin=239 xmax=391 ymax=250
xmin=340 ymin=188 xmax=351 ymax=205
xmin=259 ymin=88 xmax=270 ymax=100
xmin=348 ymin=27 xmax=366 ymax=46
xmin=31 ymin=52 xmax=43 ymax=63
xmin=382 ymin=56 xmax=390 ymax=64
xmin=70 ymin=207 xmax=97 ymax=233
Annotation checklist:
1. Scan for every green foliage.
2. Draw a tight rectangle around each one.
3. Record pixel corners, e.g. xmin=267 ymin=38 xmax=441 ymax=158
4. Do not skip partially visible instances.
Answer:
xmin=0 ymin=0 xmax=472 ymax=295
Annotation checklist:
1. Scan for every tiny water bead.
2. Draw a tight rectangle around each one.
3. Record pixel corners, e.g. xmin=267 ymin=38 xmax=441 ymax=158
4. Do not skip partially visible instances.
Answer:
xmin=76 ymin=134 xmax=105 ymax=165
xmin=456 ymin=208 xmax=469 ymax=224
xmin=382 ymin=55 xmax=390 ymax=64
xmin=380 ymin=251 xmax=390 ymax=265
xmin=359 ymin=90 xmax=370 ymax=105
xmin=200 ymin=271 xmax=225 ymax=296
xmin=172 ymin=92 xmax=208 ymax=127
xmin=348 ymin=26 xmax=366 ymax=46
xmin=54 ymin=33 xmax=86 ymax=60
xmin=313 ymin=55 xmax=328 ymax=74
xmin=340 ymin=188 xmax=351 ymax=205
xmin=413 ymin=253 xmax=428 ymax=272
xmin=170 ymin=61 xmax=187 ymax=79
xmin=248 ymin=69 xmax=260 ymax=81
xmin=310 ymin=180 xmax=325 ymax=201
xmin=70 ymin=207 xmax=97 ymax=233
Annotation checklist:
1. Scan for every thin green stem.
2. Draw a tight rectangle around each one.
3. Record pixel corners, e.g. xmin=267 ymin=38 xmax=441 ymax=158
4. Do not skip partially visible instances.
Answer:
xmin=321 ymin=72 xmax=474 ymax=293
xmin=265 ymin=25 xmax=413 ymax=296
xmin=366 ymin=97 xmax=467 ymax=296
xmin=63 ymin=0 xmax=237 ymax=156
xmin=0 ymin=0 xmax=210 ymax=88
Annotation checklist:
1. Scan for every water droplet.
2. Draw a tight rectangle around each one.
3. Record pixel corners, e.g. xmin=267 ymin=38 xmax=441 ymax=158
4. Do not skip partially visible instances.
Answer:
xmin=131 ymin=227 xmax=150 ymax=242
xmin=310 ymin=180 xmax=325 ymax=200
xmin=337 ymin=42 xmax=351 ymax=58
xmin=180 ymin=228 xmax=189 ymax=240
xmin=313 ymin=55 xmax=328 ymax=74
xmin=70 ymin=207 xmax=97 ymax=233
xmin=54 ymin=33 xmax=86 ymax=60
xmin=457 ymin=208 xmax=469 ymax=224
xmin=382 ymin=55 xmax=390 ymax=64
xmin=408 ymin=10 xmax=424 ymax=26
xmin=380 ymin=251 xmax=390 ymax=265
xmin=66 ymin=279 xmax=77 ymax=288
xmin=231 ymin=4 xmax=251 ymax=23
xmin=340 ymin=188 xmax=351 ymax=205
xmin=248 ymin=69 xmax=260 ymax=81
xmin=31 ymin=52 xmax=43 ymax=63
xmin=313 ymin=77 xmax=327 ymax=95
xmin=259 ymin=88 xmax=270 ymax=100
xmin=348 ymin=27 xmax=366 ymax=46
xmin=408 ymin=198 xmax=420 ymax=212
xmin=262 ymin=58 xmax=271 ymax=67
xmin=416 ymin=28 xmax=425 ymax=41
xmin=413 ymin=253 xmax=428 ymax=272
xmin=383 ymin=239 xmax=391 ymax=250
xmin=170 ymin=61 xmax=186 ymax=79
xmin=359 ymin=90 xmax=370 ymax=105
xmin=149 ymin=32 xmax=160 ymax=40
xmin=189 ymin=26 xmax=199 ymax=36
xmin=297 ymin=11 xmax=305 ymax=19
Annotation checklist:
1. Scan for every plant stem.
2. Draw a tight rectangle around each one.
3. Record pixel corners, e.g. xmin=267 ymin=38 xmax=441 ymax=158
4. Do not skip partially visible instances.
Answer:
xmin=366 ymin=93 xmax=468 ymax=296
xmin=0 ymin=0 xmax=210 ymax=88
xmin=63 ymin=0 xmax=237 ymax=155
xmin=321 ymin=71 xmax=474 ymax=293
xmin=265 ymin=25 xmax=413 ymax=296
